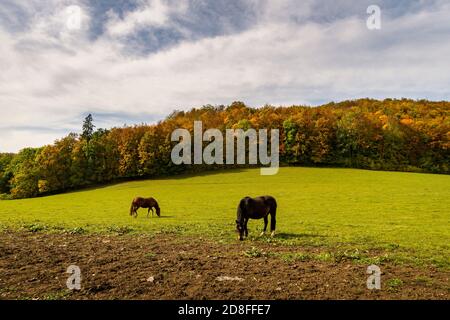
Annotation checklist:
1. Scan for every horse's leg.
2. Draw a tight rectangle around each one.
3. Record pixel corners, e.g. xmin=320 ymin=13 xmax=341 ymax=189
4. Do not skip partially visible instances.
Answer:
xmin=260 ymin=216 xmax=268 ymax=237
xmin=147 ymin=208 xmax=150 ymax=218
xmin=244 ymin=218 xmax=249 ymax=238
xmin=270 ymin=211 xmax=276 ymax=237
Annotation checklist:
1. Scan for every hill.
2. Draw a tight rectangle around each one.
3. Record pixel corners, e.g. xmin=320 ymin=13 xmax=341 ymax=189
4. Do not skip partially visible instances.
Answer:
xmin=1 ymin=99 xmax=449 ymax=199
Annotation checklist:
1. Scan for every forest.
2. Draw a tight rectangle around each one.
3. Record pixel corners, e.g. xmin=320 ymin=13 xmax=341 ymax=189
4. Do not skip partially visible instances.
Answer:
xmin=0 ymin=98 xmax=449 ymax=199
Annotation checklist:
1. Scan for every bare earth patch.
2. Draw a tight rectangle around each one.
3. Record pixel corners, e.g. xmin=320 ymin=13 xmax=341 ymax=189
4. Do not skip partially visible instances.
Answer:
xmin=0 ymin=231 xmax=448 ymax=300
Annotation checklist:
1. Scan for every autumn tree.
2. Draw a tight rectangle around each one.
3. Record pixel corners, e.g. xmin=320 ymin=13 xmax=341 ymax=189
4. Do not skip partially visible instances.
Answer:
xmin=3 ymin=99 xmax=449 ymax=199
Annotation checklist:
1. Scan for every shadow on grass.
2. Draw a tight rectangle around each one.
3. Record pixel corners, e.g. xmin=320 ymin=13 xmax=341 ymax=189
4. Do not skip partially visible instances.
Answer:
xmin=135 ymin=215 xmax=175 ymax=219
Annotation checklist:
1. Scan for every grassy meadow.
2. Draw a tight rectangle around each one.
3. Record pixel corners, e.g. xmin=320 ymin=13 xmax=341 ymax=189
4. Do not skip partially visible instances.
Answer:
xmin=0 ymin=167 xmax=449 ymax=268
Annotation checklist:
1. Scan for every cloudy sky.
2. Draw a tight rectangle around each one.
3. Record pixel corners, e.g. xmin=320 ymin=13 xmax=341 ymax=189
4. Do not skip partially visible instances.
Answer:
xmin=1 ymin=0 xmax=450 ymax=152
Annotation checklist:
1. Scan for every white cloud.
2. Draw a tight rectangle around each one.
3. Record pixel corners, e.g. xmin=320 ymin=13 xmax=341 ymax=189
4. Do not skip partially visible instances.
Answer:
xmin=105 ymin=0 xmax=187 ymax=37
xmin=0 ymin=0 xmax=450 ymax=152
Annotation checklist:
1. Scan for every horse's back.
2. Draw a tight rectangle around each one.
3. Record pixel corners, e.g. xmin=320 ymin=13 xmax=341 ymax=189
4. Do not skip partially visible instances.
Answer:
xmin=242 ymin=196 xmax=276 ymax=218
xmin=258 ymin=195 xmax=277 ymax=207
xmin=132 ymin=197 xmax=144 ymax=204
xmin=148 ymin=197 xmax=158 ymax=207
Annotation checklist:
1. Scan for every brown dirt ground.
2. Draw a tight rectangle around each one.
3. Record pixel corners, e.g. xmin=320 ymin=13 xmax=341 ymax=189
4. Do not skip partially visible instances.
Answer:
xmin=0 ymin=231 xmax=448 ymax=300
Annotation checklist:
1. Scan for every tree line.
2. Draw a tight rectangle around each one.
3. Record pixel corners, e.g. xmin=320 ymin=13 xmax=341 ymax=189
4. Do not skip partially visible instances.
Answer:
xmin=0 ymin=98 xmax=449 ymax=199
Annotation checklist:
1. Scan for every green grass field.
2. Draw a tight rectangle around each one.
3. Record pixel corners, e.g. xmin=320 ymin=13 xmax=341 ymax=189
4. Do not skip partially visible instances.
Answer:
xmin=0 ymin=167 xmax=449 ymax=268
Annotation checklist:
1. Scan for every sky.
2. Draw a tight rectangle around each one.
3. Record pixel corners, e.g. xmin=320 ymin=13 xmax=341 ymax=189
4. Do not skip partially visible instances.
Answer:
xmin=1 ymin=0 xmax=450 ymax=152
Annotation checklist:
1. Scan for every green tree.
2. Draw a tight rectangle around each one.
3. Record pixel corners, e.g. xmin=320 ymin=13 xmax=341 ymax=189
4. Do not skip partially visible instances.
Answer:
xmin=0 ymin=153 xmax=14 ymax=194
xmin=81 ymin=114 xmax=95 ymax=142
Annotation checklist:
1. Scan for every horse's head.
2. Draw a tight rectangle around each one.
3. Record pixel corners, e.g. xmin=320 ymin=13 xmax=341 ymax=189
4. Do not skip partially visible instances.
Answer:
xmin=236 ymin=219 xmax=245 ymax=241
xmin=149 ymin=198 xmax=161 ymax=217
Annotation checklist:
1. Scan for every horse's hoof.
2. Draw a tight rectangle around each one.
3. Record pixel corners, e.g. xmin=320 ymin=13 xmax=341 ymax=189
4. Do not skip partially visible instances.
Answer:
xmin=259 ymin=232 xmax=266 ymax=237
xmin=270 ymin=231 xmax=276 ymax=237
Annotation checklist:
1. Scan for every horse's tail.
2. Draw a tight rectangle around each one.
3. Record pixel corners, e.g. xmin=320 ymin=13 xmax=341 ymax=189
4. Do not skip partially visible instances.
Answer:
xmin=263 ymin=196 xmax=276 ymax=214
xmin=270 ymin=197 xmax=277 ymax=216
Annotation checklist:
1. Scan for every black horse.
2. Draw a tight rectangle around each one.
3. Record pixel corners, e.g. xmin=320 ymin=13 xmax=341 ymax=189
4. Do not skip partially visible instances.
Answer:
xmin=236 ymin=196 xmax=277 ymax=241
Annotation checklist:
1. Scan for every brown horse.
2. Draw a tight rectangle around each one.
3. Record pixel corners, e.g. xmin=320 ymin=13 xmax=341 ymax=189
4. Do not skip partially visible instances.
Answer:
xmin=130 ymin=197 xmax=161 ymax=218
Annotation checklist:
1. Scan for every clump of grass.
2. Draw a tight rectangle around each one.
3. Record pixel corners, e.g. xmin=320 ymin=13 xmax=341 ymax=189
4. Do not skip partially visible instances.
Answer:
xmin=64 ymin=227 xmax=86 ymax=235
xmin=316 ymin=252 xmax=334 ymax=262
xmin=279 ymin=249 xmax=391 ymax=265
xmin=430 ymin=257 xmax=450 ymax=269
xmin=106 ymin=225 xmax=133 ymax=235
xmin=242 ymin=246 xmax=266 ymax=258
xmin=158 ymin=225 xmax=188 ymax=235
xmin=280 ymin=252 xmax=312 ymax=262
xmin=21 ymin=222 xmax=48 ymax=233
xmin=360 ymin=254 xmax=391 ymax=265
xmin=144 ymin=252 xmax=157 ymax=259
xmin=386 ymin=278 xmax=404 ymax=292
xmin=333 ymin=249 xmax=363 ymax=262
xmin=43 ymin=290 xmax=71 ymax=300
xmin=414 ymin=276 xmax=433 ymax=286
xmin=385 ymin=243 xmax=400 ymax=250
